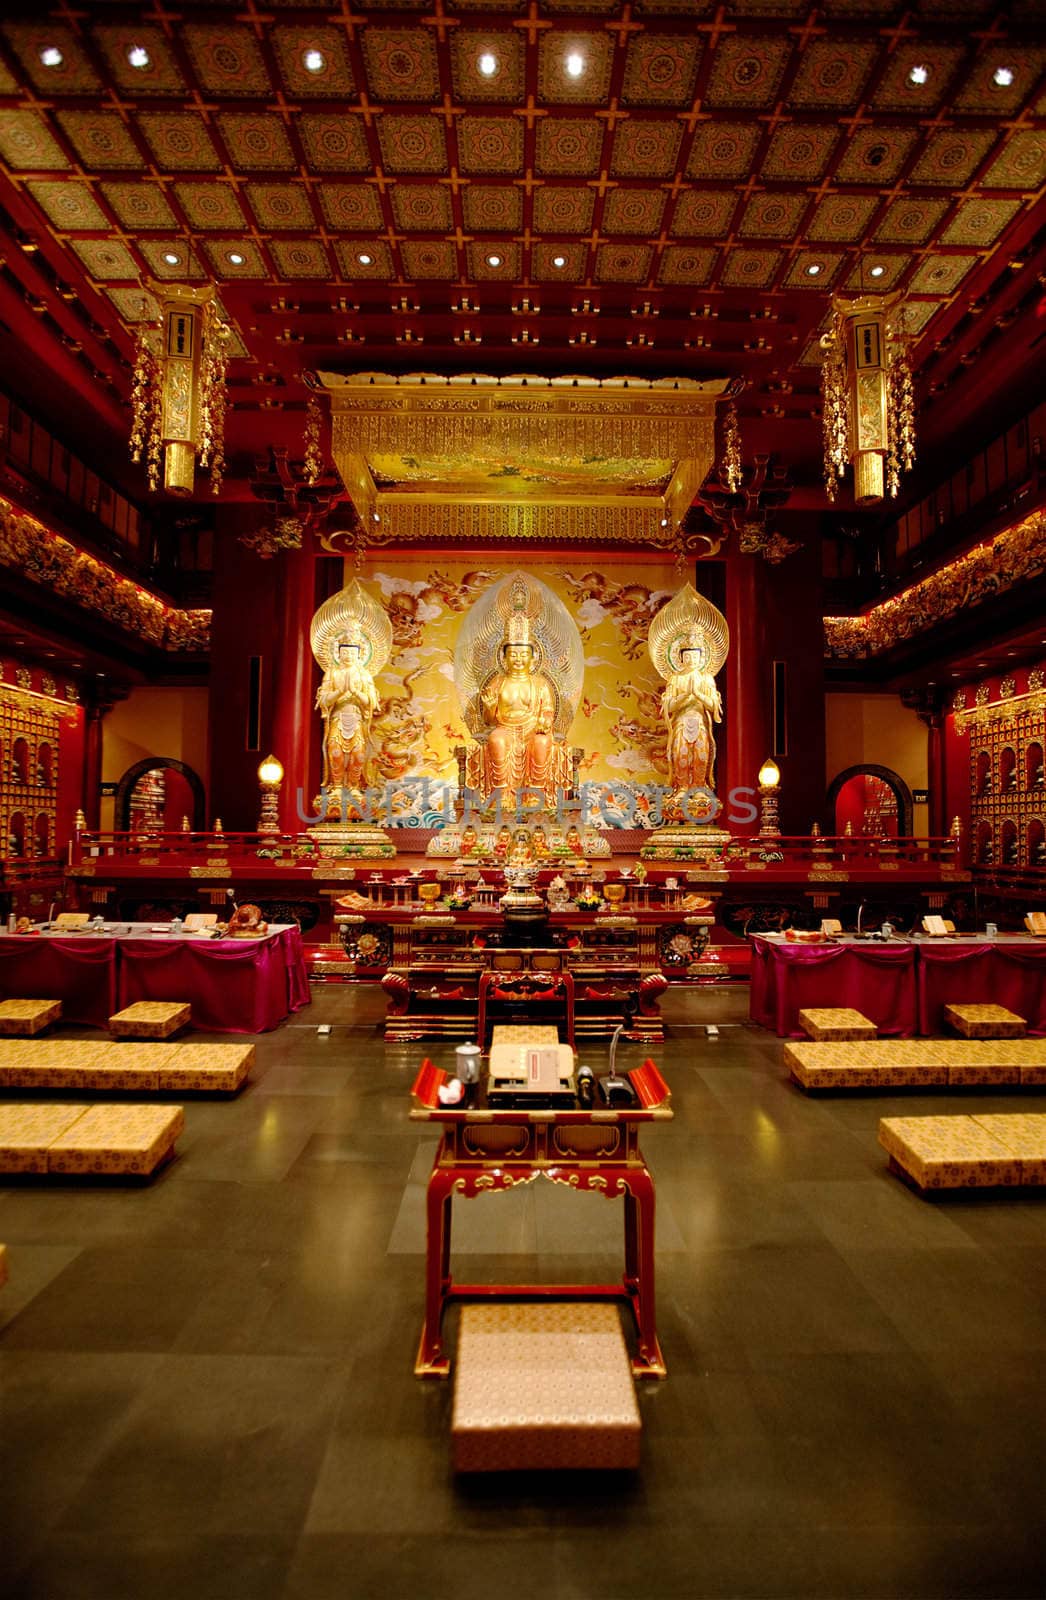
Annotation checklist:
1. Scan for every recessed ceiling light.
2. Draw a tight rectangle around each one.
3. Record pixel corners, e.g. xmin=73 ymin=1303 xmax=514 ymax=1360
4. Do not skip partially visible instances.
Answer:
xmin=478 ymin=51 xmax=498 ymax=77
xmin=162 ymin=251 xmax=181 ymax=265
xmin=127 ymin=44 xmax=150 ymax=69
xmin=565 ymin=51 xmax=585 ymax=79
xmin=227 ymin=252 xmax=245 ymax=265
xmin=907 ymin=63 xmax=930 ymax=85
xmin=358 ymin=252 xmax=372 ymax=266
xmin=303 ymin=48 xmax=325 ymax=74
xmin=806 ymin=263 xmax=822 ymax=276
xmin=552 ymin=254 xmax=566 ymax=268
xmin=870 ymin=264 xmax=885 ymax=278
xmin=992 ymin=65 xmax=1015 ymax=87
xmin=487 ymin=253 xmax=502 ymax=267
xmin=39 ymin=45 xmax=64 ymax=68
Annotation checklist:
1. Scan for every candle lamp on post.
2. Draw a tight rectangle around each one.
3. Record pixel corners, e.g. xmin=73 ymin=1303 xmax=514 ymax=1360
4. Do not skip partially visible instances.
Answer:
xmin=257 ymin=754 xmax=285 ymax=836
xmin=758 ymin=758 xmax=781 ymax=839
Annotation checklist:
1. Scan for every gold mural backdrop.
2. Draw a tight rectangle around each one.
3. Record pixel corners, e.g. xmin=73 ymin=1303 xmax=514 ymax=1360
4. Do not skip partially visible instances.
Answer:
xmin=352 ymin=556 xmax=679 ymax=793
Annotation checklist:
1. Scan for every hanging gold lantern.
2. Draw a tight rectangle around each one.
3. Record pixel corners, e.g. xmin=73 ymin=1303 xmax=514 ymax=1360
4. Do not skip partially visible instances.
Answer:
xmin=720 ymin=399 xmax=742 ymax=493
xmin=820 ymin=293 xmax=915 ymax=506
xmin=130 ymin=281 xmax=230 ymax=496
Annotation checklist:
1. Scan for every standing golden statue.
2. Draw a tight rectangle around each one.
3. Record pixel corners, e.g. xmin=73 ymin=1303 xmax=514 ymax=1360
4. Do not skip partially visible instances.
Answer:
xmin=643 ymin=582 xmax=731 ymax=863
xmin=661 ymin=628 xmax=724 ymax=791
xmin=315 ymin=618 xmax=381 ymax=794
xmin=648 ymin=583 xmax=729 ymax=794
xmin=455 ymin=572 xmax=583 ymax=806
xmin=309 ymin=580 xmax=395 ymax=855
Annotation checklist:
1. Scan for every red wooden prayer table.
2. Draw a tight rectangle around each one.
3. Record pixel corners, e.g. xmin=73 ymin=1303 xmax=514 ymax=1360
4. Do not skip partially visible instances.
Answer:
xmin=409 ymin=1057 xmax=673 ymax=1380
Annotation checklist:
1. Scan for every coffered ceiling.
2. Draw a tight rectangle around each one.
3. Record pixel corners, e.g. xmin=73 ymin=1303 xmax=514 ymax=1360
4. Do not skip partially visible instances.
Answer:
xmin=0 ymin=0 xmax=1042 ymax=506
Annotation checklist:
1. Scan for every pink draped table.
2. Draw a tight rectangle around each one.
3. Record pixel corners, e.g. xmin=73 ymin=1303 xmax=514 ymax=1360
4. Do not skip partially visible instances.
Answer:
xmin=750 ymin=935 xmax=918 ymax=1038
xmin=916 ymin=940 xmax=1046 ymax=1036
xmin=0 ymin=935 xmax=118 ymax=1028
xmin=0 ymin=925 xmax=310 ymax=1034
xmin=750 ymin=934 xmax=1046 ymax=1037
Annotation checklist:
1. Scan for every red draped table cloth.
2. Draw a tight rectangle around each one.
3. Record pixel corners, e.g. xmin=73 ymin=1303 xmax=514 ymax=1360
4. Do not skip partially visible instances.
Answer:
xmin=750 ymin=935 xmax=918 ymax=1038
xmin=0 ymin=926 xmax=309 ymax=1034
xmin=917 ymin=940 xmax=1046 ymax=1036
xmin=0 ymin=936 xmax=117 ymax=1028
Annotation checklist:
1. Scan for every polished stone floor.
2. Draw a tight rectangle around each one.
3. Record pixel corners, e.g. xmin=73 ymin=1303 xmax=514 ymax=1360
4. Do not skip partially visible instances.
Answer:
xmin=1 ymin=984 xmax=1044 ymax=1599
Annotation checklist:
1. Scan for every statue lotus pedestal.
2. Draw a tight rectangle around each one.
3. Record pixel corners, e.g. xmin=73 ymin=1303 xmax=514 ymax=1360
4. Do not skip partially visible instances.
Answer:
xmin=309 ymin=820 xmax=396 ymax=860
xmin=640 ymin=823 xmax=731 ymax=871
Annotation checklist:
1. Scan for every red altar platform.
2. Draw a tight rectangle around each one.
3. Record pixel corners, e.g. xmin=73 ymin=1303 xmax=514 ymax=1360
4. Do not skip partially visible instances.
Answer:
xmin=61 ymin=829 xmax=971 ymax=976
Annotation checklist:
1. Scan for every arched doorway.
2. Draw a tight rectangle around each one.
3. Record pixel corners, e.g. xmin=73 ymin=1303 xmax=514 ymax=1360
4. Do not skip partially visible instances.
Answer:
xmin=826 ymin=764 xmax=914 ymax=838
xmin=115 ymin=759 xmax=206 ymax=832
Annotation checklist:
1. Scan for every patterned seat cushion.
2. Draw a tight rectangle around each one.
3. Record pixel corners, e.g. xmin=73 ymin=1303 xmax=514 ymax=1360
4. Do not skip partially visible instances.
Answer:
xmin=0 ymin=1000 xmax=61 ymax=1036
xmin=0 ymin=1104 xmax=90 ymax=1173
xmin=879 ymin=1114 xmax=1023 ymax=1190
xmin=788 ymin=1038 xmax=1046 ymax=1092
xmin=109 ymin=1003 xmax=190 ymax=1039
xmin=158 ymin=1043 xmax=254 ymax=1092
xmin=944 ymin=1004 xmax=1027 ymax=1039
xmin=452 ymin=1303 xmax=641 ymax=1472
xmin=798 ymin=1008 xmax=877 ymax=1041
xmin=972 ymin=1114 xmax=1046 ymax=1183
xmin=490 ymin=1025 xmax=560 ymax=1046
xmin=46 ymin=1104 xmax=184 ymax=1176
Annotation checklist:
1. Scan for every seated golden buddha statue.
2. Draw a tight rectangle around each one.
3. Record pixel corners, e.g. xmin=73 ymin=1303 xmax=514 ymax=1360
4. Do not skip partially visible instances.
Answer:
xmin=478 ymin=608 xmax=572 ymax=802
xmin=455 ymin=574 xmax=583 ymax=808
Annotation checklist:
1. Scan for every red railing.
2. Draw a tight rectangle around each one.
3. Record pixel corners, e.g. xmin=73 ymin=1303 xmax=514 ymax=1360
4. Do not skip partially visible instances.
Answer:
xmin=67 ymin=829 xmax=969 ymax=877
xmin=732 ymin=834 xmax=965 ymax=870
xmin=71 ymin=830 xmax=292 ymax=865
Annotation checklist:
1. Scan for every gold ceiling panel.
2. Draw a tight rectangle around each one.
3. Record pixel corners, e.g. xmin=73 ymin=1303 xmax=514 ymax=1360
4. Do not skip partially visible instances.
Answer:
xmin=0 ymin=2 xmax=1040 ymax=477
xmin=318 ymin=372 xmax=727 ymax=550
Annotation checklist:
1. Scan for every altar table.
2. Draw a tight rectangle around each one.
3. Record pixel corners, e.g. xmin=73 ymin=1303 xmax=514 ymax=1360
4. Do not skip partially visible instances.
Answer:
xmin=409 ymin=1056 xmax=673 ymax=1381
xmin=751 ymin=934 xmax=1046 ymax=1038
xmin=0 ymin=925 xmax=309 ymax=1034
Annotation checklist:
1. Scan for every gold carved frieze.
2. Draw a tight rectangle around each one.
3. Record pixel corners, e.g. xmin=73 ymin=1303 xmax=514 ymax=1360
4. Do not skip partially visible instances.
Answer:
xmin=954 ymin=687 xmax=1046 ymax=735
xmin=825 ymin=508 xmax=1046 ymax=661
xmin=0 ymin=494 xmax=211 ymax=654
xmin=364 ymin=501 xmax=671 ymax=547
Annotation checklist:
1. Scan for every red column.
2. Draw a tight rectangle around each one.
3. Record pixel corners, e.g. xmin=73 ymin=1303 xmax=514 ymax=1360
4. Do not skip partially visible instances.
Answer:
xmin=927 ymin=717 xmax=947 ymax=838
xmin=915 ymin=689 xmax=949 ymax=839
xmin=724 ymin=553 xmax=768 ymax=834
xmin=82 ymin=704 xmax=104 ymax=830
xmin=270 ymin=545 xmax=322 ymax=831
xmin=81 ymin=692 xmax=126 ymax=830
